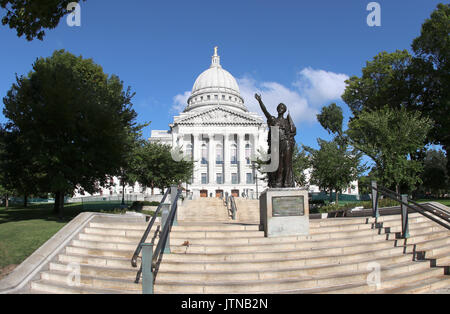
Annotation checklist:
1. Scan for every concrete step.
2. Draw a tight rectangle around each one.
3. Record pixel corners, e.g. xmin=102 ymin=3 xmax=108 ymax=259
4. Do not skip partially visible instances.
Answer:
xmin=58 ymin=253 xmax=138 ymax=270
xmin=153 ymin=261 xmax=434 ymax=294
xmin=162 ymin=241 xmax=400 ymax=262
xmin=89 ymin=221 xmax=155 ymax=231
xmin=71 ymin=239 xmax=137 ymax=251
xmin=404 ymin=236 xmax=450 ymax=254
xmin=374 ymin=276 xmax=450 ymax=294
xmin=78 ymin=233 xmax=141 ymax=244
xmin=40 ymin=270 xmax=141 ymax=292
xmin=49 ymin=262 xmax=137 ymax=281
xmin=83 ymin=227 xmax=154 ymax=238
xmin=158 ymin=246 xmax=408 ymax=272
xmin=155 ymin=256 xmax=420 ymax=283
xmin=31 ymin=279 xmax=138 ymax=294
xmin=65 ymin=246 xmax=134 ymax=259
xmin=169 ymin=236 xmax=394 ymax=254
xmin=172 ymin=224 xmax=260 ymax=231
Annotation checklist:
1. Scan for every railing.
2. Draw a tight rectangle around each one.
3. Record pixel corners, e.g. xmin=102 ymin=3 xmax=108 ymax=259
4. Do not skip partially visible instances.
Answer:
xmin=227 ymin=195 xmax=237 ymax=220
xmin=130 ymin=188 xmax=170 ymax=284
xmin=370 ymin=181 xmax=450 ymax=239
xmin=135 ymin=186 xmax=182 ymax=294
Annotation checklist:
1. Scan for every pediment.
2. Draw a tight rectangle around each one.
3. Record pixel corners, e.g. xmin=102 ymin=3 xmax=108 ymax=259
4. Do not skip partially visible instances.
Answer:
xmin=175 ymin=107 xmax=263 ymax=126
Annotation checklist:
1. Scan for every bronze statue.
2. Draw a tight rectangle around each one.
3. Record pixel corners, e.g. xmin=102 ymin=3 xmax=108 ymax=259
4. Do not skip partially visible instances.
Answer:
xmin=255 ymin=94 xmax=297 ymax=188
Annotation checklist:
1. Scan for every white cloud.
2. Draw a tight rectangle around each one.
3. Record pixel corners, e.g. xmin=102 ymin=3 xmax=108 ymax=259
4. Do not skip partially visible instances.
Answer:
xmin=238 ymin=76 xmax=317 ymax=124
xmin=172 ymin=68 xmax=349 ymax=124
xmin=172 ymin=91 xmax=191 ymax=113
xmin=294 ymin=67 xmax=349 ymax=107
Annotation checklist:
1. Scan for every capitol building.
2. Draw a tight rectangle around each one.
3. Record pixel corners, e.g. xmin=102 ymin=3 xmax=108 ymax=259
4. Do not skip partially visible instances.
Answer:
xmin=73 ymin=47 xmax=359 ymax=200
xmin=150 ymin=47 xmax=269 ymax=199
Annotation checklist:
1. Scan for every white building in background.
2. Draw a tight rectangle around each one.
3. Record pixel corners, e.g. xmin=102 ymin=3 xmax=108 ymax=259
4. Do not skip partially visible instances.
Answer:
xmin=73 ymin=47 xmax=359 ymax=199
xmin=150 ymin=47 xmax=269 ymax=199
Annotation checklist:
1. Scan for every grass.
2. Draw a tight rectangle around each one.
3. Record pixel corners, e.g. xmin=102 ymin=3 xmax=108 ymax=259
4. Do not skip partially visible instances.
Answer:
xmin=416 ymin=199 xmax=450 ymax=207
xmin=0 ymin=202 xmax=136 ymax=277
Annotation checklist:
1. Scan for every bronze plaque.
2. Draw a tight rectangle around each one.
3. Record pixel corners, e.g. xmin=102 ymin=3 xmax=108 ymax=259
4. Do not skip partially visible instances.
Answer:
xmin=272 ymin=196 xmax=305 ymax=217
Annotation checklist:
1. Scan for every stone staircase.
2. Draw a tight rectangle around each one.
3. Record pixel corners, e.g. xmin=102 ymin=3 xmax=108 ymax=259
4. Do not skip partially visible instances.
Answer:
xmin=178 ymin=198 xmax=230 ymax=222
xmin=234 ymin=199 xmax=260 ymax=223
xmin=24 ymin=199 xmax=450 ymax=294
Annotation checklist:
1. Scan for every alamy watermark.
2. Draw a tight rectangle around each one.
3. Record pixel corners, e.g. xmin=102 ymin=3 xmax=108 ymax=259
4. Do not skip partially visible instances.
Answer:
xmin=367 ymin=2 xmax=381 ymax=27
xmin=67 ymin=2 xmax=82 ymax=27
xmin=367 ymin=262 xmax=382 ymax=290
xmin=66 ymin=262 xmax=81 ymax=287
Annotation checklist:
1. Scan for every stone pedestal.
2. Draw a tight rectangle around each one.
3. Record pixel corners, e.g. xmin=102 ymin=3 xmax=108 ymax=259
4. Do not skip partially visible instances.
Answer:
xmin=260 ymin=188 xmax=309 ymax=237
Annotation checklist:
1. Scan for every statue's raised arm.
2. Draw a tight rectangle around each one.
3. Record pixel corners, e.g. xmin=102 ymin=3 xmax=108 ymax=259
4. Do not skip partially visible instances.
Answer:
xmin=255 ymin=94 xmax=273 ymax=122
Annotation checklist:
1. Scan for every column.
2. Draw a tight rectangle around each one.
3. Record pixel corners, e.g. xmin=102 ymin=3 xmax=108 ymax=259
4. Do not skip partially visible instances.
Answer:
xmin=208 ymin=133 xmax=215 ymax=186
xmin=192 ymin=133 xmax=200 ymax=185
xmin=238 ymin=133 xmax=246 ymax=185
xmin=223 ymin=133 xmax=230 ymax=184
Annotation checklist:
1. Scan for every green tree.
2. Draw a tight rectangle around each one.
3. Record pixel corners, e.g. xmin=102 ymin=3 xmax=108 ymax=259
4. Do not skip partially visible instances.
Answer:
xmin=292 ymin=145 xmax=310 ymax=187
xmin=0 ymin=127 xmax=40 ymax=207
xmin=135 ymin=142 xmax=194 ymax=195
xmin=2 ymin=50 xmax=141 ymax=216
xmin=411 ymin=3 xmax=450 ymax=173
xmin=305 ymin=139 xmax=363 ymax=204
xmin=420 ymin=149 xmax=449 ymax=198
xmin=347 ymin=106 xmax=432 ymax=194
xmin=318 ymin=104 xmax=432 ymax=195
xmin=1 ymin=0 xmax=85 ymax=40
xmin=342 ymin=50 xmax=417 ymax=115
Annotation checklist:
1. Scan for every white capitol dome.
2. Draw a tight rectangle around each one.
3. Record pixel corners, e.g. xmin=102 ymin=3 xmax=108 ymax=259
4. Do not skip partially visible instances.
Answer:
xmin=186 ymin=47 xmax=246 ymax=112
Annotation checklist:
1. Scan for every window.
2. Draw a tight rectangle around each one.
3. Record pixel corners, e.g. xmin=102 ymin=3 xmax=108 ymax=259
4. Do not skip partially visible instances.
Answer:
xmin=245 ymin=144 xmax=251 ymax=165
xmin=207 ymin=95 xmax=211 ymax=100
xmin=246 ymin=173 xmax=254 ymax=184
xmin=185 ymin=144 xmax=193 ymax=160
xmin=232 ymin=173 xmax=238 ymax=184
xmin=222 ymin=95 xmax=225 ymax=100
xmin=201 ymin=144 xmax=208 ymax=164
xmin=216 ymin=144 xmax=223 ymax=164
xmin=231 ymin=144 xmax=238 ymax=164
xmin=201 ymin=173 xmax=208 ymax=185
xmin=216 ymin=173 xmax=223 ymax=184
xmin=215 ymin=95 xmax=218 ymax=100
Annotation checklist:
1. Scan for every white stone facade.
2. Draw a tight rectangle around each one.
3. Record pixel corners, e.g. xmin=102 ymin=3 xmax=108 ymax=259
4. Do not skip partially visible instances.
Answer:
xmin=150 ymin=47 xmax=269 ymax=199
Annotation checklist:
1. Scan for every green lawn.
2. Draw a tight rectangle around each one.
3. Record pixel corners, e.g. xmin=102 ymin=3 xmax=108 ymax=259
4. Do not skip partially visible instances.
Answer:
xmin=0 ymin=203 xmax=134 ymax=276
xmin=417 ymin=199 xmax=450 ymax=207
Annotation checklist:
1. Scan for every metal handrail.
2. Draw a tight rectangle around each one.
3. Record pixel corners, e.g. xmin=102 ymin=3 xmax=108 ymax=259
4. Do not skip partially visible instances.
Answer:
xmin=152 ymin=190 xmax=181 ymax=268
xmin=370 ymin=182 xmax=450 ymax=237
xmin=131 ymin=188 xmax=170 ymax=268
xmin=229 ymin=195 xmax=237 ymax=220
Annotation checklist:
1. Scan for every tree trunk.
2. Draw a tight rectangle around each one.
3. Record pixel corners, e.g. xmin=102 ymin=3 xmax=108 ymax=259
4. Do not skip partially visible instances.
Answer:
xmin=5 ymin=194 xmax=8 ymax=209
xmin=335 ymin=190 xmax=339 ymax=204
xmin=121 ymin=182 xmax=125 ymax=205
xmin=396 ymin=185 xmax=400 ymax=197
xmin=54 ymin=192 xmax=60 ymax=213
xmin=24 ymin=194 xmax=28 ymax=208
xmin=53 ymin=191 xmax=64 ymax=218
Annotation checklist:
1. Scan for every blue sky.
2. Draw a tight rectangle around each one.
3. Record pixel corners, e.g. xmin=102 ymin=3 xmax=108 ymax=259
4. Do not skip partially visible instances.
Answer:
xmin=0 ymin=0 xmax=443 ymax=152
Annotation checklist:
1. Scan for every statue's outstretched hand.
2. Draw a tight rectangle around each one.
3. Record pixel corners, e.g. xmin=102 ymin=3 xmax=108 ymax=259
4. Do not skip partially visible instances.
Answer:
xmin=255 ymin=94 xmax=262 ymax=102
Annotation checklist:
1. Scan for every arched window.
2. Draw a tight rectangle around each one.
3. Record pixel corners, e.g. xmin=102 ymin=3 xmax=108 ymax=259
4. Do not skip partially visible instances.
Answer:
xmin=231 ymin=144 xmax=238 ymax=164
xmin=216 ymin=144 xmax=223 ymax=164
xmin=201 ymin=144 xmax=208 ymax=164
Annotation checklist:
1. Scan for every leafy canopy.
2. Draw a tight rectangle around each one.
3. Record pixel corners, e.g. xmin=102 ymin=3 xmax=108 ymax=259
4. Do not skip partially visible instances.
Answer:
xmin=2 ymin=50 xmax=141 ymax=211
xmin=1 ymin=0 xmax=85 ymax=40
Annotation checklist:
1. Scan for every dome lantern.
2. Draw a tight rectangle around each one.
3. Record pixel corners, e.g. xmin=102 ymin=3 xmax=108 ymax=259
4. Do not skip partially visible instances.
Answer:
xmin=185 ymin=47 xmax=247 ymax=113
